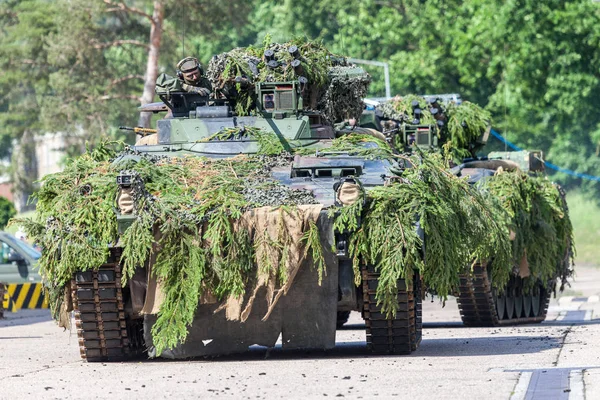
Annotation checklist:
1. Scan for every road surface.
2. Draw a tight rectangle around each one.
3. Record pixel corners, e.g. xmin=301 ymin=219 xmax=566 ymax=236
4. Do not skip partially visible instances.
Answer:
xmin=1 ymin=265 xmax=600 ymax=399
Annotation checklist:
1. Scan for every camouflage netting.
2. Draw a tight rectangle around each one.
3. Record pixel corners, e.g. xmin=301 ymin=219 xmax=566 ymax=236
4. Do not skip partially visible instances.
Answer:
xmin=377 ymin=95 xmax=491 ymax=157
xmin=11 ymin=133 xmax=574 ymax=355
xmin=206 ymin=39 xmax=370 ymax=121
xmin=482 ymin=168 xmax=574 ymax=290
xmin=318 ymin=66 xmax=371 ymax=123
xmin=13 ymin=143 xmax=329 ymax=355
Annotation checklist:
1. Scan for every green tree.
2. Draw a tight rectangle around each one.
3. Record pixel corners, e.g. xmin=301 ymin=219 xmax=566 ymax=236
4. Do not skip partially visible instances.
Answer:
xmin=0 ymin=196 xmax=16 ymax=229
xmin=0 ymin=0 xmax=59 ymax=210
xmin=3 ymin=0 xmax=600 ymax=201
xmin=326 ymin=0 xmax=600 ymax=196
xmin=0 ymin=0 xmax=252 ymax=208
xmin=40 ymin=0 xmax=254 ymax=132
xmin=481 ymin=0 xmax=600 ymax=196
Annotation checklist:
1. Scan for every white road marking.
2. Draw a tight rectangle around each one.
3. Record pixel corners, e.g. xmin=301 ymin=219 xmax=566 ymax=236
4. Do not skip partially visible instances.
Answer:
xmin=569 ymin=369 xmax=585 ymax=400
xmin=559 ymin=296 xmax=574 ymax=306
xmin=510 ymin=371 xmax=532 ymax=400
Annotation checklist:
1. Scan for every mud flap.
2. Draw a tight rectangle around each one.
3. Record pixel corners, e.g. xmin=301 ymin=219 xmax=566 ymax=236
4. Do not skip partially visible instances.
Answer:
xmin=144 ymin=215 xmax=338 ymax=358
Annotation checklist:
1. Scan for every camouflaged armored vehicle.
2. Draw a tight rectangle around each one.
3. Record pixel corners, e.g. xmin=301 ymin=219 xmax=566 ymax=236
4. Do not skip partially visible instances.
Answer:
xmin=69 ymin=89 xmax=570 ymax=361
xmin=453 ymin=150 xmax=563 ymax=327
xmin=364 ymin=95 xmax=573 ymax=328
xmin=64 ymin=50 xmax=432 ymax=361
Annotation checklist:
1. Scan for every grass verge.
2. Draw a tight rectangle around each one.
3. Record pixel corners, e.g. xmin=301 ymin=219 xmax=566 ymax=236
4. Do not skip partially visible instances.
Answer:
xmin=566 ymin=190 xmax=600 ymax=265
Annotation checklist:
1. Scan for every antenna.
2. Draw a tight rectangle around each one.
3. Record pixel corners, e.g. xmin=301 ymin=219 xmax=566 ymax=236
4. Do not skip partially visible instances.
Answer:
xmin=503 ymin=45 xmax=508 ymax=152
xmin=347 ymin=58 xmax=391 ymax=98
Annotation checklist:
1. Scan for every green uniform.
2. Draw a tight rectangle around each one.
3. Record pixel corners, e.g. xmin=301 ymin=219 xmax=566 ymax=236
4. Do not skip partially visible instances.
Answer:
xmin=155 ymin=73 xmax=212 ymax=96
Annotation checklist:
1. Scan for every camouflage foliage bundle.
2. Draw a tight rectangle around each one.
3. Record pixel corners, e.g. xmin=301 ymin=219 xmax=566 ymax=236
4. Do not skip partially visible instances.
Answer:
xmin=206 ymin=39 xmax=370 ymax=121
xmin=481 ymin=169 xmax=574 ymax=290
xmin=12 ymin=132 xmax=574 ymax=354
xmin=330 ymin=152 xmax=513 ymax=315
xmin=13 ymin=142 xmax=326 ymax=355
xmin=376 ymin=95 xmax=491 ymax=157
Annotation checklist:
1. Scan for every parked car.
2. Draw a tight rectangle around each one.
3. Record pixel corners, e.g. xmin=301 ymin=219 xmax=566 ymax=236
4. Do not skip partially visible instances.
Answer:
xmin=0 ymin=231 xmax=46 ymax=316
xmin=0 ymin=231 xmax=42 ymax=284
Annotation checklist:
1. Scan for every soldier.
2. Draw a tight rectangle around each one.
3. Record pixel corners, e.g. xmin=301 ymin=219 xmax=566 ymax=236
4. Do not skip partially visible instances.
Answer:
xmin=175 ymin=56 xmax=212 ymax=96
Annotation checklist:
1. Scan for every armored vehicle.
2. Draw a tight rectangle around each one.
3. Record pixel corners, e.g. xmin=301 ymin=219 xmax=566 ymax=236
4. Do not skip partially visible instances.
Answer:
xmin=65 ymin=57 xmax=431 ymax=360
xmin=453 ymin=151 xmax=563 ymax=327
xmin=362 ymin=96 xmax=572 ymax=328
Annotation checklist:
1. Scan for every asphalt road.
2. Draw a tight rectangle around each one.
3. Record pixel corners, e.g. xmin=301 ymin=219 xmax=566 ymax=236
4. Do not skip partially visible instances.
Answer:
xmin=2 ymin=265 xmax=600 ymax=400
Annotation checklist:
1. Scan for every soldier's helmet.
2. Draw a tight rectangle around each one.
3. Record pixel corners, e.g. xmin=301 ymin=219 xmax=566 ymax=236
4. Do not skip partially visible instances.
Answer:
xmin=176 ymin=57 xmax=204 ymax=85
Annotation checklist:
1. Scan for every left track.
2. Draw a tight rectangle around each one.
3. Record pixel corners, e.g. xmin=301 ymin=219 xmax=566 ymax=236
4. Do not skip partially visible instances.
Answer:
xmin=72 ymin=248 xmax=145 ymax=362
xmin=362 ymin=267 xmax=422 ymax=354
xmin=457 ymin=263 xmax=552 ymax=327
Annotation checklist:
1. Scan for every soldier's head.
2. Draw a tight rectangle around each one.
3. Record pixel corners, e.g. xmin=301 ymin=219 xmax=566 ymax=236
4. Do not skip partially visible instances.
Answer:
xmin=176 ymin=57 xmax=203 ymax=85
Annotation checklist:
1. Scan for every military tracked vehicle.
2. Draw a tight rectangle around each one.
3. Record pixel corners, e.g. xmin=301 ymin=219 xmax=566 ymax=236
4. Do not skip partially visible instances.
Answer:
xmin=453 ymin=151 xmax=559 ymax=327
xmin=363 ymin=96 xmax=572 ymax=328
xmin=66 ymin=57 xmax=430 ymax=361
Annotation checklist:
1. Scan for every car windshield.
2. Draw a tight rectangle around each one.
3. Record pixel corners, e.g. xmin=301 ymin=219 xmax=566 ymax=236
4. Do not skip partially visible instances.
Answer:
xmin=2 ymin=233 xmax=41 ymax=260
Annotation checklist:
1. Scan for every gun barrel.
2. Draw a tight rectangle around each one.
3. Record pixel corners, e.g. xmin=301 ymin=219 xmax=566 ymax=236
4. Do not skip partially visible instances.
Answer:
xmin=119 ymin=126 xmax=157 ymax=136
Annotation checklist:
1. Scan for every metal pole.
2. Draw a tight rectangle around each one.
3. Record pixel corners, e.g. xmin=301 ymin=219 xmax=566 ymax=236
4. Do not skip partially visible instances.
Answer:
xmin=383 ymin=63 xmax=391 ymax=99
xmin=347 ymin=57 xmax=391 ymax=99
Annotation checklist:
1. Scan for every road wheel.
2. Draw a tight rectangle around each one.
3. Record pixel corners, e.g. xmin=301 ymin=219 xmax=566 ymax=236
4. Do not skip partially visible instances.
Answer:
xmin=514 ymin=284 xmax=524 ymax=318
xmin=531 ymin=286 xmax=542 ymax=317
xmin=522 ymin=289 xmax=532 ymax=318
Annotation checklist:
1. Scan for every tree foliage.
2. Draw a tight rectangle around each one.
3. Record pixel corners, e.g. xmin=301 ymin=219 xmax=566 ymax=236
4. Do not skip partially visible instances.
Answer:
xmin=325 ymin=0 xmax=600 ymax=197
xmin=0 ymin=196 xmax=16 ymax=229
xmin=0 ymin=0 xmax=58 ymax=158
xmin=2 ymin=1 xmax=599 ymax=191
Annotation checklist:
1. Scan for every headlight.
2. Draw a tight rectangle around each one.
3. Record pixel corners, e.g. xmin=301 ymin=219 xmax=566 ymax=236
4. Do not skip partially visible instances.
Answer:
xmin=334 ymin=177 xmax=364 ymax=206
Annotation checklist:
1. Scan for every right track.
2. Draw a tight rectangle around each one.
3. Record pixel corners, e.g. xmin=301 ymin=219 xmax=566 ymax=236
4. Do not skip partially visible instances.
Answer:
xmin=362 ymin=267 xmax=422 ymax=354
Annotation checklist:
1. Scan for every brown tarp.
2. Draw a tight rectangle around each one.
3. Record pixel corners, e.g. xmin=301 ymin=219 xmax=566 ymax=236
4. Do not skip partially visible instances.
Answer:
xmin=142 ymin=204 xmax=324 ymax=321
xmin=142 ymin=206 xmax=338 ymax=358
